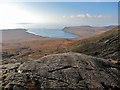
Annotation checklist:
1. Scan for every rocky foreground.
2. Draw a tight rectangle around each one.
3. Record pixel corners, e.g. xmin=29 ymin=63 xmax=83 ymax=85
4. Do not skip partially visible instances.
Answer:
xmin=1 ymin=52 xmax=120 ymax=90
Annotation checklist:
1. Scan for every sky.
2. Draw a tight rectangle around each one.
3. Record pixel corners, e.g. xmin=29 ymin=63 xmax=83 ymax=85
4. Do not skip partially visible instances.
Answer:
xmin=0 ymin=2 xmax=118 ymax=29
xmin=0 ymin=0 xmax=119 ymax=2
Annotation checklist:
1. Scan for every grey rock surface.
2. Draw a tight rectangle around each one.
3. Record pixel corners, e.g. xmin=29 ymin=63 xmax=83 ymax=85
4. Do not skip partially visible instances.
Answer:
xmin=1 ymin=52 xmax=120 ymax=90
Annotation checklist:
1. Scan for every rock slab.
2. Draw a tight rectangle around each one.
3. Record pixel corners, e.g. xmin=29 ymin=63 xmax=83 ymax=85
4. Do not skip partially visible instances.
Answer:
xmin=1 ymin=53 xmax=120 ymax=90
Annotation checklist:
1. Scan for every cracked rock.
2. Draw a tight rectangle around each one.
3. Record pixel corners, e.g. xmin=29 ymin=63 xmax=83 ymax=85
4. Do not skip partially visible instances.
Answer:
xmin=1 ymin=52 xmax=120 ymax=90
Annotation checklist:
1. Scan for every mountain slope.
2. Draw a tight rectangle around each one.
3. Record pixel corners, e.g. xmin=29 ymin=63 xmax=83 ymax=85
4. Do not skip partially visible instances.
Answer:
xmin=69 ymin=26 xmax=120 ymax=60
xmin=63 ymin=26 xmax=115 ymax=39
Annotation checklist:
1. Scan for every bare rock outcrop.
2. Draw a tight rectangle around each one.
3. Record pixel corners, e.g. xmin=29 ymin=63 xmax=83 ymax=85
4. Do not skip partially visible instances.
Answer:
xmin=1 ymin=52 xmax=120 ymax=90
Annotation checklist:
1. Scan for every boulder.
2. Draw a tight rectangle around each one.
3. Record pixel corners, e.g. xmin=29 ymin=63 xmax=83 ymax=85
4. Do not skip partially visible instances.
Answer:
xmin=2 ymin=52 xmax=120 ymax=89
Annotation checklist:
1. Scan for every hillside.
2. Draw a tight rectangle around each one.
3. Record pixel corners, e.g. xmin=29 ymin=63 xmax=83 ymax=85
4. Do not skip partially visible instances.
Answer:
xmin=63 ymin=25 xmax=115 ymax=39
xmin=2 ymin=29 xmax=78 ymax=63
xmin=69 ymin=26 xmax=119 ymax=61
xmin=1 ymin=52 xmax=120 ymax=89
xmin=1 ymin=26 xmax=119 ymax=90
xmin=2 ymin=29 xmax=44 ymax=43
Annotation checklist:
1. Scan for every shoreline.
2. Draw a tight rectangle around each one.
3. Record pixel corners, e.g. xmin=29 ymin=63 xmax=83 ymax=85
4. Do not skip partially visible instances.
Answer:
xmin=2 ymin=25 xmax=115 ymax=41
xmin=1 ymin=29 xmax=46 ymax=38
xmin=25 ymin=29 xmax=49 ymax=38
xmin=2 ymin=28 xmax=81 ymax=45
xmin=25 ymin=28 xmax=79 ymax=39
xmin=2 ymin=29 xmax=45 ymax=43
xmin=62 ymin=28 xmax=80 ymax=37
xmin=62 ymin=26 xmax=116 ymax=39
xmin=1 ymin=28 xmax=79 ymax=39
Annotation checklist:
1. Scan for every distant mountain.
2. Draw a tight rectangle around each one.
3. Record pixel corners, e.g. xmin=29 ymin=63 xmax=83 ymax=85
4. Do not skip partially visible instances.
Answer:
xmin=63 ymin=25 xmax=116 ymax=39
xmin=104 ymin=25 xmax=117 ymax=29
xmin=69 ymin=26 xmax=119 ymax=61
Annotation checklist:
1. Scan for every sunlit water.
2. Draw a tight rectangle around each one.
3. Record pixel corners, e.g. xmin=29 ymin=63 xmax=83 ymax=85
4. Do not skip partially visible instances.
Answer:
xmin=27 ymin=28 xmax=78 ymax=38
xmin=0 ymin=23 xmax=78 ymax=38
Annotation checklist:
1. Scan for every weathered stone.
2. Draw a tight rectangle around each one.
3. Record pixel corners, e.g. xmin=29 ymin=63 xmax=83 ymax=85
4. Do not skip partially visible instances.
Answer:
xmin=2 ymin=52 xmax=120 ymax=89
xmin=13 ymin=85 xmax=25 ymax=90
xmin=18 ymin=53 xmax=120 ymax=89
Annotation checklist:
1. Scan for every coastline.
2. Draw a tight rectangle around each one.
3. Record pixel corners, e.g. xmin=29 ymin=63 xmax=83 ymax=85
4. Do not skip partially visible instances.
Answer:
xmin=26 ymin=28 xmax=79 ymax=39
xmin=62 ymin=26 xmax=115 ymax=39
xmin=62 ymin=28 xmax=80 ymax=37
xmin=2 ymin=25 xmax=115 ymax=42
xmin=2 ymin=28 xmax=45 ymax=37
xmin=25 ymin=29 xmax=49 ymax=38
xmin=2 ymin=29 xmax=46 ymax=43
xmin=2 ymin=28 xmax=80 ymax=60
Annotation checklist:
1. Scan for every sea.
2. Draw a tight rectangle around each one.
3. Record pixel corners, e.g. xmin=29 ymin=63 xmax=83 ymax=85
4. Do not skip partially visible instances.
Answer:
xmin=0 ymin=23 xmax=78 ymax=38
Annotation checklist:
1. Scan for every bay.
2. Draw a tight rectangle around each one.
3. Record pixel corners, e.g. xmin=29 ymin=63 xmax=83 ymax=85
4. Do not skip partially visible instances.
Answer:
xmin=0 ymin=23 xmax=78 ymax=38
xmin=27 ymin=28 xmax=78 ymax=38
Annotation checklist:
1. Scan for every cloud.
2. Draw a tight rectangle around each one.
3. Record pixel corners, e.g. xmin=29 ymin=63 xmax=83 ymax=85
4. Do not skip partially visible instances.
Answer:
xmin=77 ymin=14 xmax=86 ymax=18
xmin=70 ymin=15 xmax=75 ymax=18
xmin=62 ymin=13 xmax=111 ymax=19
xmin=62 ymin=16 xmax=66 ymax=18
xmin=61 ymin=13 xmax=117 ymax=26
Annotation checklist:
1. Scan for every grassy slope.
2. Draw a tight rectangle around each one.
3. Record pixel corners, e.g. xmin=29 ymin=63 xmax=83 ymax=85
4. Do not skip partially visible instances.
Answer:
xmin=69 ymin=26 xmax=120 ymax=60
